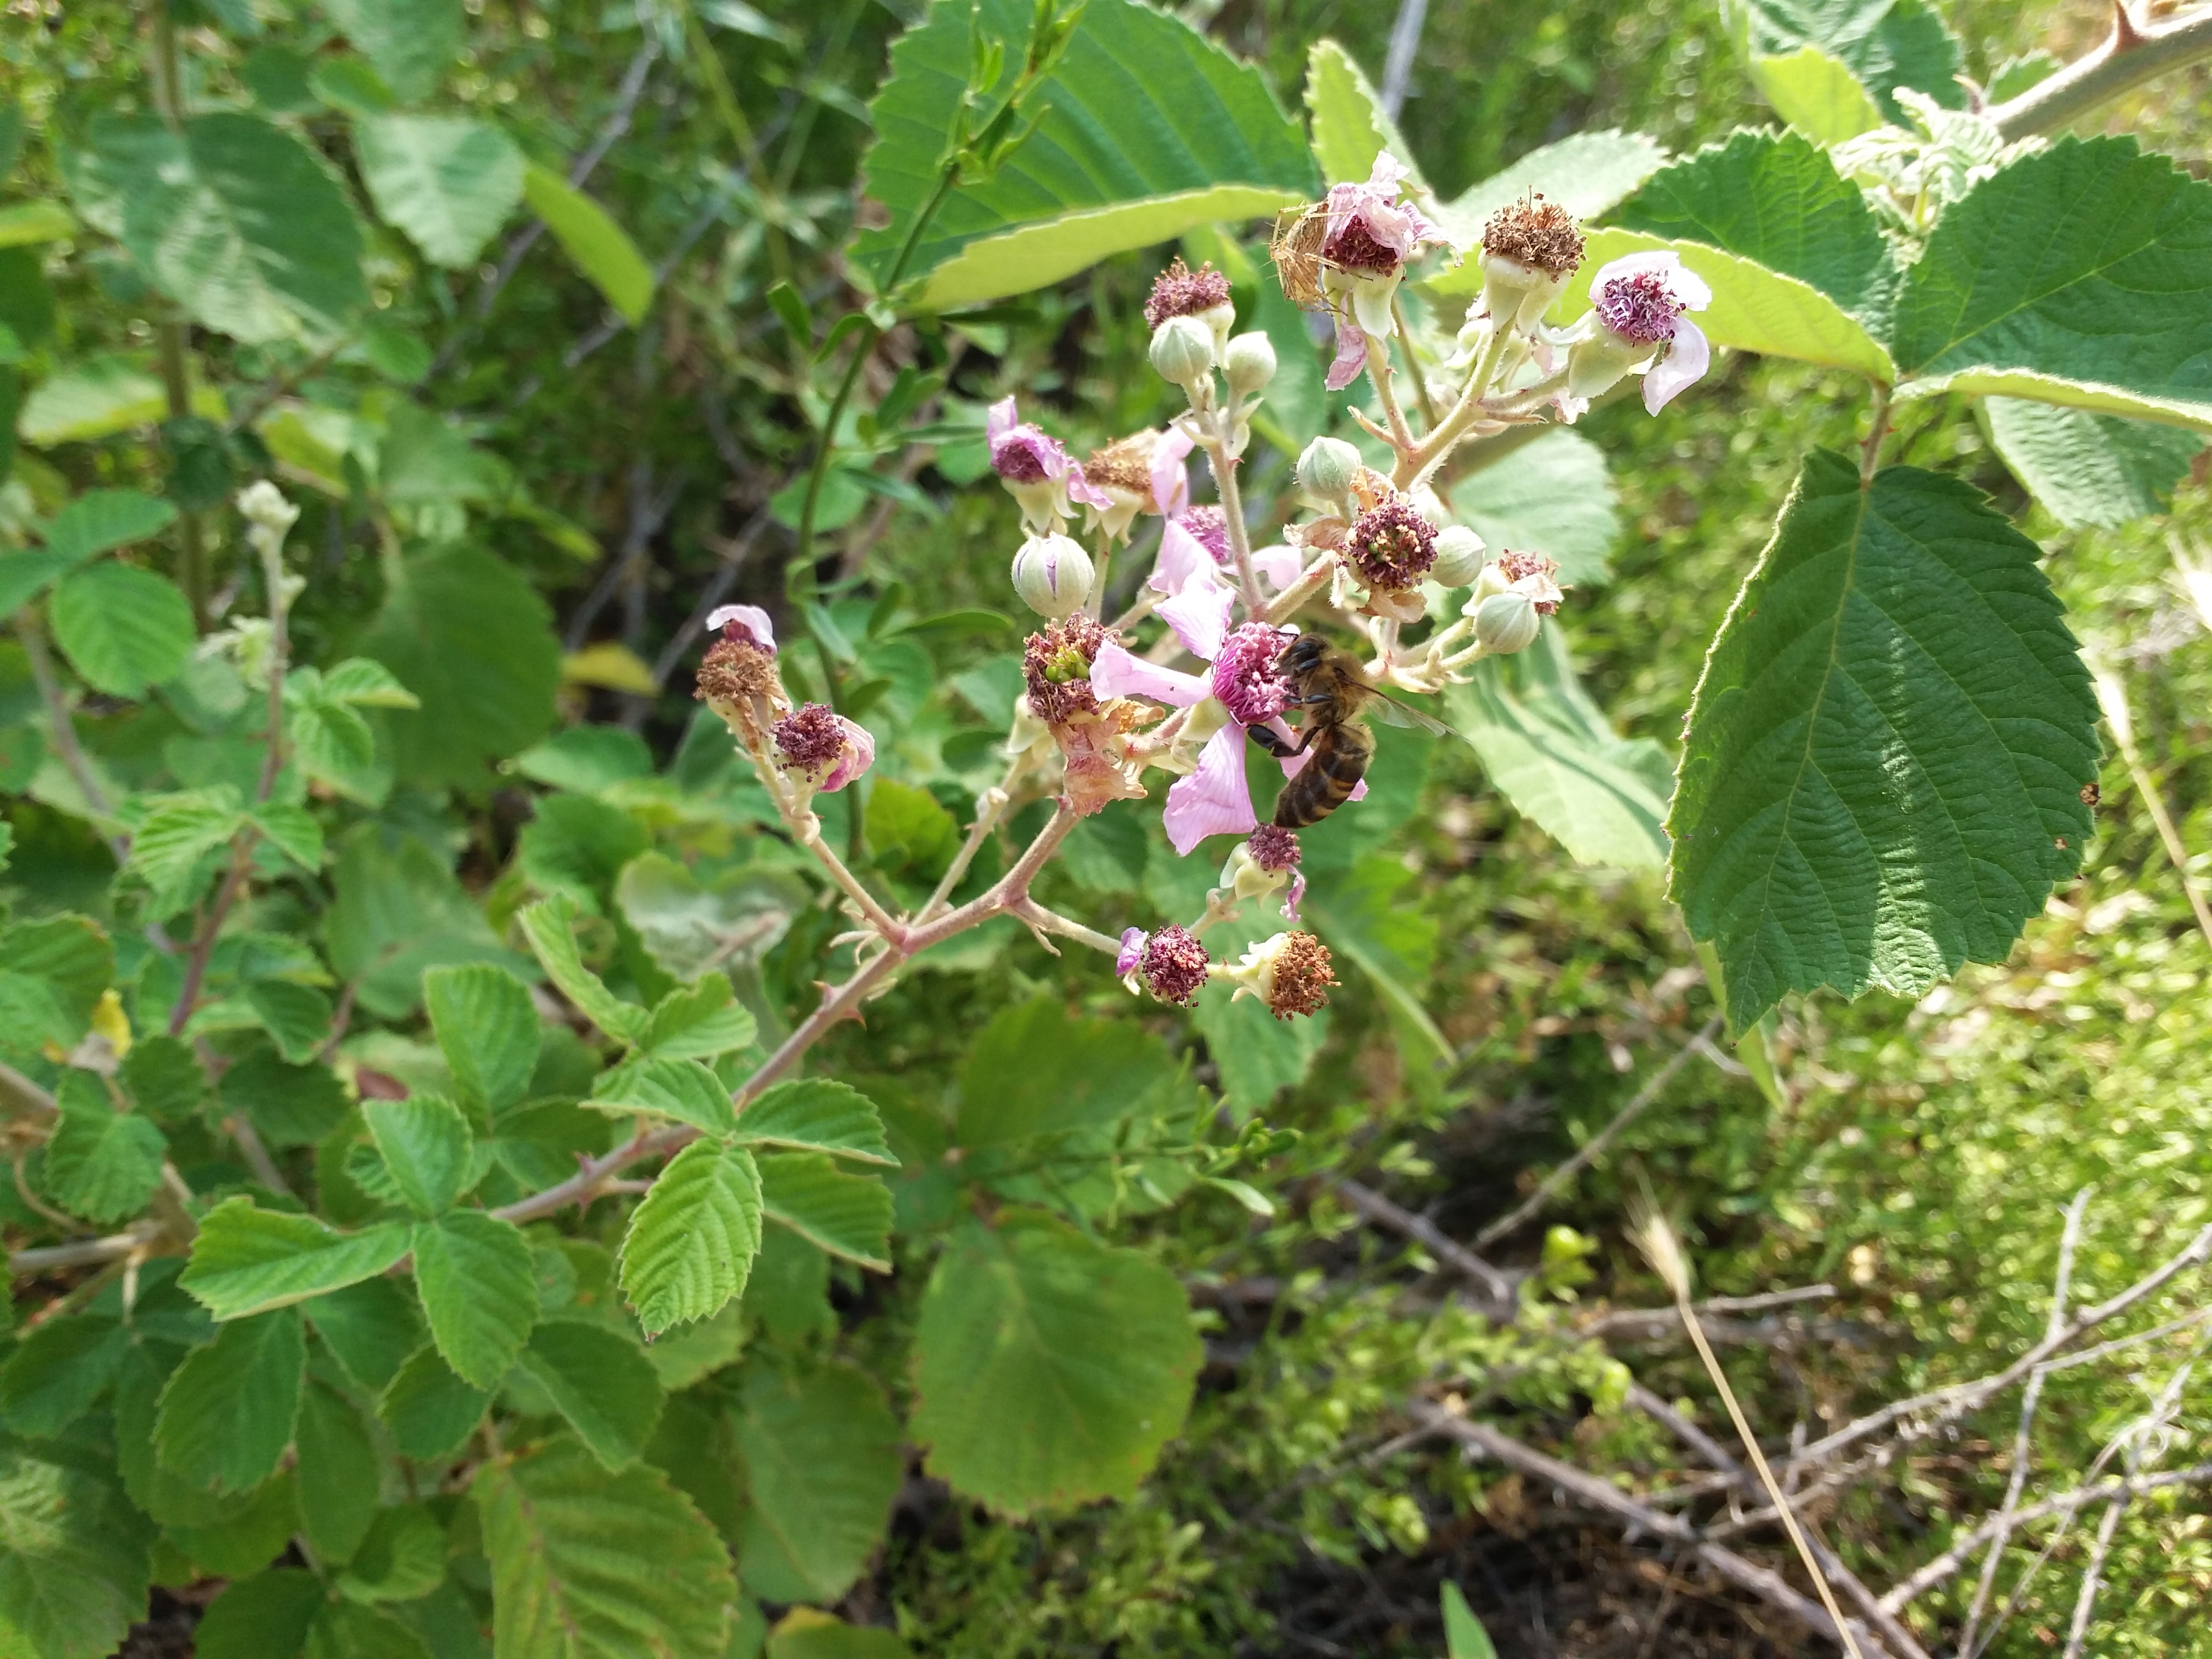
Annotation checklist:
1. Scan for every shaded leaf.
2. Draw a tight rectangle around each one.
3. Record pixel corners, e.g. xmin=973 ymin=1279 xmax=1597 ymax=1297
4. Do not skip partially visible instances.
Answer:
xmin=511 ymin=1320 xmax=666 ymax=1470
xmin=412 ymin=1209 xmax=539 ymax=1389
xmin=294 ymin=1382 xmax=380 ymax=1565
xmin=758 ymin=1154 xmax=893 ymax=1272
xmin=1984 ymin=398 xmax=2204 ymax=530
xmin=378 ymin=1344 xmax=489 ymax=1460
xmin=731 ymin=1362 xmax=901 ymax=1604
xmin=520 ymin=163 xmax=653 ymax=325
xmin=356 ymin=114 xmax=524 ymax=268
xmin=0 ymin=1443 xmax=153 ymax=1659
xmin=154 ymin=1310 xmax=307 ymax=1494
xmin=182 ymin=1198 xmax=414 ymax=1320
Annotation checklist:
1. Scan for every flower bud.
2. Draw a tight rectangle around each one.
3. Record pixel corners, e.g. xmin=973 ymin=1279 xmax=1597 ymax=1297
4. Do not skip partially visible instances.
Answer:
xmin=1429 ymin=525 xmax=1486 ymax=588
xmin=1474 ymin=590 xmax=1541 ymax=655
xmin=1011 ymin=532 xmax=1094 ymax=619
xmin=1149 ymin=314 xmax=1216 ymax=395
xmin=1296 ymin=436 xmax=1362 ymax=506
xmin=1222 ymin=332 xmax=1277 ymax=397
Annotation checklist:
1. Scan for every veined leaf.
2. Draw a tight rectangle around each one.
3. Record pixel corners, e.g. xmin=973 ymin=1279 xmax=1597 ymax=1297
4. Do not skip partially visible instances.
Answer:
xmin=1669 ymin=453 xmax=2099 ymax=1029
xmin=243 ymin=977 xmax=335 ymax=1068
xmin=910 ymin=1210 xmax=1200 ymax=1518
xmin=0 ymin=1316 xmax=127 ymax=1439
xmin=1983 ymin=398 xmax=2204 ymax=530
xmin=294 ymin=1383 xmax=380 ymax=1565
xmin=41 ymin=488 xmax=178 ymax=565
xmin=322 ymin=0 xmax=462 ymax=103
xmin=638 ymin=975 xmax=758 ymax=1062
xmin=735 ymin=1079 xmax=895 ymax=1165
xmin=1748 ymin=46 xmax=1884 ymax=143
xmin=154 ymin=1310 xmax=307 ymax=1494
xmin=363 ymin=1094 xmax=475 ymax=1216
xmin=954 ymin=997 xmax=1177 ymax=1151
xmin=356 ymin=114 xmax=524 ymax=268
xmin=731 ymin=1362 xmax=902 ymax=1605
xmin=308 ymin=1279 xmax=424 ymax=1393
xmin=475 ymin=1436 xmax=736 ymax=1659
xmin=51 ymin=562 xmax=197 ymax=697
xmin=41 ymin=1071 xmax=167 ymax=1224
xmin=521 ymin=162 xmax=653 ymax=325
xmin=1304 ymin=40 xmax=1426 ymax=192
xmin=852 ymin=0 xmax=1319 ymax=309
xmin=619 ymin=1137 xmax=763 ymax=1335
xmin=511 ymin=1320 xmax=666 ymax=1470
xmin=759 ymin=1154 xmax=893 ymax=1272
xmin=1426 ymin=131 xmax=1668 ymax=287
xmin=1299 ymin=853 xmax=1451 ymax=1062
xmin=1888 ymin=138 xmax=2212 ymax=432
xmin=586 ymin=1056 xmax=736 ymax=1135
xmin=1450 ymin=429 xmax=1618 ymax=585
xmin=0 ymin=1444 xmax=153 ymax=1659
xmin=378 ymin=1345 xmax=489 ymax=1460
xmin=128 ymin=788 xmax=243 ymax=913
xmin=412 ymin=1210 xmax=538 ymax=1389
xmin=182 ymin=1197 xmax=415 ymax=1320
xmin=518 ymin=895 xmax=650 ymax=1044
xmin=424 ymin=962 xmax=540 ymax=1115
xmin=333 ymin=1505 xmax=446 ymax=1604
xmin=1721 ymin=0 xmax=1963 ymax=123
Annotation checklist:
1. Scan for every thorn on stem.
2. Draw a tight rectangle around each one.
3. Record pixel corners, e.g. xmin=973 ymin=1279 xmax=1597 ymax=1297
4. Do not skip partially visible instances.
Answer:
xmin=2113 ymin=0 xmax=2146 ymax=49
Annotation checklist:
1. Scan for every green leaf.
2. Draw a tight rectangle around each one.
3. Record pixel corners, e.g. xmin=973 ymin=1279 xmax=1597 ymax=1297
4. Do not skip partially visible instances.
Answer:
xmin=1669 ymin=453 xmax=2100 ymax=1029
xmin=16 ymin=355 xmax=165 ymax=446
xmin=475 ymin=1436 xmax=736 ymax=1659
xmin=41 ymin=1072 xmax=167 ymax=1223
xmin=1889 ymin=138 xmax=2212 ymax=431
xmin=357 ymin=544 xmax=561 ymax=789
xmin=244 ymin=980 xmax=333 ymax=1064
xmin=954 ymin=997 xmax=1177 ymax=1150
xmin=639 ymin=976 xmax=758 ymax=1062
xmin=520 ymin=162 xmax=654 ymax=326
xmin=412 ymin=1209 xmax=539 ymax=1389
xmin=614 ymin=854 xmax=805 ymax=983
xmin=310 ymin=1601 xmax=434 ymax=1659
xmin=911 ymin=1210 xmax=1200 ymax=1517
xmin=218 ymin=1049 xmax=349 ymax=1148
xmin=250 ymin=802 xmax=324 ymax=873
xmin=0 ymin=1316 xmax=126 ymax=1438
xmin=323 ymin=657 xmax=420 ymax=707
xmin=50 ymin=562 xmax=197 ymax=697
xmin=294 ymin=1382 xmax=380 ymax=1565
xmin=363 ymin=1095 xmax=475 ymax=1216
xmin=852 ymin=0 xmax=1320 ymax=308
xmin=730 ymin=1362 xmax=902 ymax=1604
xmin=182 ymin=1198 xmax=415 ymax=1320
xmin=164 ymin=1467 xmax=298 ymax=1578
xmin=514 ymin=725 xmax=654 ymax=794
xmin=618 ymin=1137 xmax=763 ymax=1336
xmin=307 ymin=1279 xmax=423 ymax=1393
xmin=377 ymin=1345 xmax=489 ymax=1460
xmin=66 ymin=112 xmax=368 ymax=343
xmin=195 ymin=1571 xmax=325 ymax=1659
xmin=1613 ymin=130 xmax=1894 ymax=322
xmin=127 ymin=787 xmax=243 ymax=913
xmin=1984 ymin=398 xmax=2204 ymax=530
xmin=332 ymin=1505 xmax=446 ymax=1604
xmin=586 ymin=1056 xmax=736 ymax=1135
xmin=863 ymin=779 xmax=959 ymax=883
xmin=735 ymin=1079 xmax=894 ymax=1166
xmin=1441 ymin=1583 xmax=1499 ymax=1659
xmin=355 ymin=114 xmax=525 ymax=268
xmin=758 ymin=1154 xmax=893 ymax=1272
xmin=1451 ymin=430 xmax=1618 ymax=585
xmin=0 ymin=916 xmax=111 ymax=1048
xmin=517 ymin=895 xmax=649 ymax=1044
xmin=0 ymin=1444 xmax=153 ymax=1659
xmin=1426 ymin=131 xmax=1668 ymax=286
xmin=1303 ymin=40 xmax=1426 ymax=192
xmin=1191 ymin=980 xmax=1327 ymax=1117
xmin=1747 ymin=45 xmax=1885 ymax=143
xmin=1445 ymin=628 xmax=1672 ymax=870
xmin=518 ymin=793 xmax=650 ymax=903
xmin=510 ymin=1320 xmax=666 ymax=1470
xmin=41 ymin=488 xmax=178 ymax=564
xmin=325 ymin=826 xmax=518 ymax=1021
xmin=322 ymin=0 xmax=462 ymax=103
xmin=1722 ymin=0 xmax=1962 ymax=122
xmin=424 ymin=963 xmax=540 ymax=1115
xmin=154 ymin=1310 xmax=307 ymax=1494
xmin=0 ymin=201 xmax=76 ymax=248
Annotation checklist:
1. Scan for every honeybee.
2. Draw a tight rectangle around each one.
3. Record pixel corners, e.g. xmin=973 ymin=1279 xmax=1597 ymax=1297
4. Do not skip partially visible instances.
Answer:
xmin=1250 ymin=634 xmax=1454 ymax=828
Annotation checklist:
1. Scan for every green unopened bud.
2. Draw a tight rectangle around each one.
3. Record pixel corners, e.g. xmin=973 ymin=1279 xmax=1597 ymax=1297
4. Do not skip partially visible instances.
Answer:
xmin=1149 ymin=315 xmax=1216 ymax=395
xmin=1223 ymin=332 xmax=1277 ymax=397
xmin=1473 ymin=589 xmax=1541 ymax=655
xmin=1011 ymin=532 xmax=1094 ymax=619
xmin=1429 ymin=525 xmax=1486 ymax=588
xmin=1295 ymin=436 xmax=1362 ymax=505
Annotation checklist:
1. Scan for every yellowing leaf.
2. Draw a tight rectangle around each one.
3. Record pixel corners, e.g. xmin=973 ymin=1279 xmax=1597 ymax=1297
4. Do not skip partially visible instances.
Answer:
xmin=562 ymin=641 xmax=659 ymax=694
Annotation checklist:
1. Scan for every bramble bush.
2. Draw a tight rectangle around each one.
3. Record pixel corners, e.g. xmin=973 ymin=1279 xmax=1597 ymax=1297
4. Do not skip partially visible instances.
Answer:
xmin=3 ymin=0 xmax=2212 ymax=1654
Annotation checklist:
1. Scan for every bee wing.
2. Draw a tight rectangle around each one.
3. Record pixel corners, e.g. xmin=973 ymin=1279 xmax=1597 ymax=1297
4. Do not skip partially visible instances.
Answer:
xmin=1366 ymin=689 xmax=1459 ymax=739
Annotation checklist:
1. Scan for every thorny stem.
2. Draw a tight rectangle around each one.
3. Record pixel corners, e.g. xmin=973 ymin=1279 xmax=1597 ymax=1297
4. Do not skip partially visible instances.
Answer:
xmin=1363 ymin=333 xmax=1417 ymax=457
xmin=1989 ymin=0 xmax=2212 ymax=140
xmin=16 ymin=613 xmax=128 ymax=864
xmin=921 ymin=780 xmax=1012 ymax=921
xmin=1008 ymin=898 xmax=1122 ymax=956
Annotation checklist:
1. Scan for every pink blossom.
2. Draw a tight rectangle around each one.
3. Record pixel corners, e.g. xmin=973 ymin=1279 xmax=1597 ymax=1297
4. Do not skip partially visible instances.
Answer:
xmin=1586 ymin=252 xmax=1713 ymax=415
xmin=1319 ymin=154 xmax=1451 ymax=393
xmin=707 ymin=604 xmax=775 ymax=652
xmin=987 ymin=397 xmax=1112 ymax=530
xmin=1151 ymin=425 xmax=1194 ymax=515
xmin=1165 ymin=723 xmax=1258 ymax=855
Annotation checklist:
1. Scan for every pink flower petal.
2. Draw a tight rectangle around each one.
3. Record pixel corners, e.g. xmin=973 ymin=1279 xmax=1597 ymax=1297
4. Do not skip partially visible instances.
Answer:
xmin=1117 ymin=926 xmax=1147 ymax=977
xmin=1325 ymin=315 xmax=1368 ymax=391
xmin=706 ymin=603 xmax=776 ymax=652
xmin=1157 ymin=566 xmax=1234 ymax=662
xmin=1089 ymin=640 xmax=1209 ymax=707
xmin=1252 ymin=543 xmax=1305 ymax=591
xmin=819 ymin=716 xmax=876 ymax=793
xmin=1067 ymin=462 xmax=1113 ymax=511
xmin=1164 ymin=724 xmax=1257 ymax=855
xmin=1643 ymin=316 xmax=1710 ymax=414
xmin=1151 ymin=425 xmax=1194 ymax=516
xmin=987 ymin=397 xmax=1017 ymax=444
xmin=1149 ymin=518 xmax=1213 ymax=596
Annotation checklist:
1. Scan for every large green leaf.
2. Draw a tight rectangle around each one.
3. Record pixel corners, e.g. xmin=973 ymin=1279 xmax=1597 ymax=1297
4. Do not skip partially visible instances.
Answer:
xmin=910 ymin=1210 xmax=1200 ymax=1517
xmin=1721 ymin=0 xmax=1963 ymax=123
xmin=521 ymin=163 xmax=654 ymax=326
xmin=1425 ymin=131 xmax=1668 ymax=289
xmin=1746 ymin=45 xmax=1884 ymax=144
xmin=154 ymin=1310 xmax=307 ymax=1494
xmin=193 ymin=1572 xmax=326 ymax=1659
xmin=730 ymin=1362 xmax=902 ymax=1605
xmin=423 ymin=962 xmax=540 ymax=1115
xmin=1445 ymin=627 xmax=1672 ymax=870
xmin=356 ymin=114 xmax=525 ymax=268
xmin=183 ymin=1198 xmax=415 ymax=1320
xmin=0 ymin=1445 xmax=153 ymax=1659
xmin=512 ymin=1320 xmax=665 ymax=1471
xmin=14 ymin=356 xmax=166 ymax=447
xmin=758 ymin=1153 xmax=893 ymax=1272
xmin=0 ymin=1317 xmax=126 ymax=1440
xmin=323 ymin=0 xmax=464 ymax=102
xmin=42 ymin=489 xmax=178 ymax=565
xmin=41 ymin=1072 xmax=167 ymax=1224
xmin=65 ymin=111 xmax=368 ymax=343
xmin=1670 ymin=453 xmax=2099 ymax=1028
xmin=735 ymin=1079 xmax=895 ymax=1165
xmin=127 ymin=788 xmax=244 ymax=915
xmin=852 ymin=0 xmax=1320 ymax=308
xmin=954 ymin=996 xmax=1177 ymax=1150
xmin=411 ymin=1210 xmax=539 ymax=1389
xmin=50 ymin=562 xmax=196 ymax=697
xmin=619 ymin=1137 xmax=763 ymax=1335
xmin=517 ymin=894 xmax=651 ymax=1044
xmin=1449 ymin=430 xmax=1618 ymax=585
xmin=1888 ymin=138 xmax=2212 ymax=431
xmin=1303 ymin=40 xmax=1425 ymax=192
xmin=475 ymin=1436 xmax=736 ymax=1659
xmin=1984 ymin=398 xmax=2204 ymax=530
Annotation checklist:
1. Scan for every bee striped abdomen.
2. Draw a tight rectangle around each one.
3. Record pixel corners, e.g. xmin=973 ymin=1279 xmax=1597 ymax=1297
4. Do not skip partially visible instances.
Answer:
xmin=1273 ymin=725 xmax=1373 ymax=827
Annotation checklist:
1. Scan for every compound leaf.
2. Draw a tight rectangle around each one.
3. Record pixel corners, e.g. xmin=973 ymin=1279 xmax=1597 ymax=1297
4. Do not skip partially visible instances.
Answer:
xmin=618 ymin=1137 xmax=762 ymax=1336
xmin=412 ymin=1209 xmax=539 ymax=1389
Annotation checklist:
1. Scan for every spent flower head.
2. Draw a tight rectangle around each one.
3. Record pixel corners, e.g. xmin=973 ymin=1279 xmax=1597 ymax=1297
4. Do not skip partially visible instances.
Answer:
xmin=772 ymin=703 xmax=874 ymax=793
xmin=1144 ymin=258 xmax=1234 ymax=331
xmin=1022 ymin=614 xmax=1108 ymax=726
xmin=1222 ymin=931 xmax=1336 ymax=1020
xmin=1347 ymin=498 xmax=1439 ymax=591
xmin=1120 ymin=923 xmax=1211 ymax=1006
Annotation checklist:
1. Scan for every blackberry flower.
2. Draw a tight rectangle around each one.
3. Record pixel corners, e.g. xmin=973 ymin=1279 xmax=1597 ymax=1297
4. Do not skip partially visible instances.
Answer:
xmin=1347 ymin=499 xmax=1438 ymax=592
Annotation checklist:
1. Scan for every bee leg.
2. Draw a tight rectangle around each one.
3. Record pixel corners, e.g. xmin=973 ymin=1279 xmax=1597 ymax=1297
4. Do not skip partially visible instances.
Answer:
xmin=1245 ymin=722 xmax=1304 ymax=759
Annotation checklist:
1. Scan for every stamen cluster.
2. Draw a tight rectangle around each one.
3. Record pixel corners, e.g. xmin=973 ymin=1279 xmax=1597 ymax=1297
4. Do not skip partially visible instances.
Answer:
xmin=1594 ymin=270 xmax=1688 ymax=347
xmin=1144 ymin=258 xmax=1234 ymax=329
xmin=1210 ymin=623 xmax=1294 ymax=726
xmin=1246 ymin=824 xmax=1301 ymax=873
xmin=1023 ymin=615 xmax=1108 ymax=725
xmin=1139 ymin=924 xmax=1211 ymax=1006
xmin=772 ymin=703 xmax=847 ymax=774
xmin=1347 ymin=499 xmax=1438 ymax=591
xmin=1265 ymin=932 xmax=1336 ymax=1020
xmin=1498 ymin=550 xmax=1563 ymax=614
xmin=695 ymin=632 xmax=780 ymax=708
xmin=1320 ymin=217 xmax=1399 ymax=273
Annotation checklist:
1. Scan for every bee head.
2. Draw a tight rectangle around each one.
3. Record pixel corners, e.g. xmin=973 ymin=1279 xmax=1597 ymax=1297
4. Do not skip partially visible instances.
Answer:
xmin=1278 ymin=632 xmax=1330 ymax=679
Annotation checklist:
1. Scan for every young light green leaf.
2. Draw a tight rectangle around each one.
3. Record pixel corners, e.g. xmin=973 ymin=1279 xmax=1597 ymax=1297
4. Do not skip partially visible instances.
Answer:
xmin=412 ymin=1209 xmax=539 ymax=1388
xmin=126 ymin=787 xmax=243 ymax=913
xmin=154 ymin=1310 xmax=307 ymax=1494
xmin=322 ymin=657 xmax=421 ymax=707
xmin=911 ymin=1211 xmax=1200 ymax=1518
xmin=378 ymin=1344 xmax=489 ymax=1460
xmin=734 ymin=1079 xmax=895 ymax=1166
xmin=14 ymin=355 xmax=166 ymax=446
xmin=40 ymin=488 xmax=177 ymax=565
xmin=41 ymin=1072 xmax=167 ymax=1223
xmin=517 ymin=895 xmax=650 ymax=1044
xmin=321 ymin=0 xmax=462 ymax=103
xmin=0 ymin=1316 xmax=126 ymax=1438
xmin=1441 ymin=1583 xmax=1499 ymax=1659
xmin=51 ymin=562 xmax=197 ymax=697
xmin=514 ymin=724 xmax=654 ymax=794
xmin=1444 ymin=628 xmax=1672 ymax=870
xmin=730 ymin=1362 xmax=902 ymax=1605
xmin=639 ymin=976 xmax=758 ymax=1062
xmin=510 ymin=1320 xmax=666 ymax=1470
xmin=248 ymin=802 xmax=323 ymax=872
xmin=1983 ymin=398 xmax=2204 ymax=530
xmin=355 ymin=114 xmax=525 ymax=268
xmin=0 ymin=1444 xmax=154 ymax=1659
xmin=520 ymin=162 xmax=654 ymax=326
xmin=758 ymin=1154 xmax=893 ymax=1272
xmin=853 ymin=0 xmax=1320 ymax=308
xmin=424 ymin=962 xmax=540 ymax=1114
xmin=193 ymin=1571 xmax=325 ymax=1659
xmin=1426 ymin=130 xmax=1668 ymax=282
xmin=1303 ymin=40 xmax=1426 ymax=191
xmin=1889 ymin=138 xmax=2212 ymax=431
xmin=182 ymin=1197 xmax=414 ymax=1320
xmin=618 ymin=1137 xmax=763 ymax=1335
xmin=1452 ymin=429 xmax=1619 ymax=585
xmin=1748 ymin=45 xmax=1884 ymax=143
xmin=475 ymin=1436 xmax=736 ymax=1659
xmin=363 ymin=1095 xmax=476 ymax=1216
xmin=1669 ymin=453 xmax=2101 ymax=1030
xmin=294 ymin=1382 xmax=380 ymax=1566
xmin=0 ymin=200 xmax=76 ymax=248
xmin=1721 ymin=0 xmax=1962 ymax=122
xmin=586 ymin=1057 xmax=736 ymax=1135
